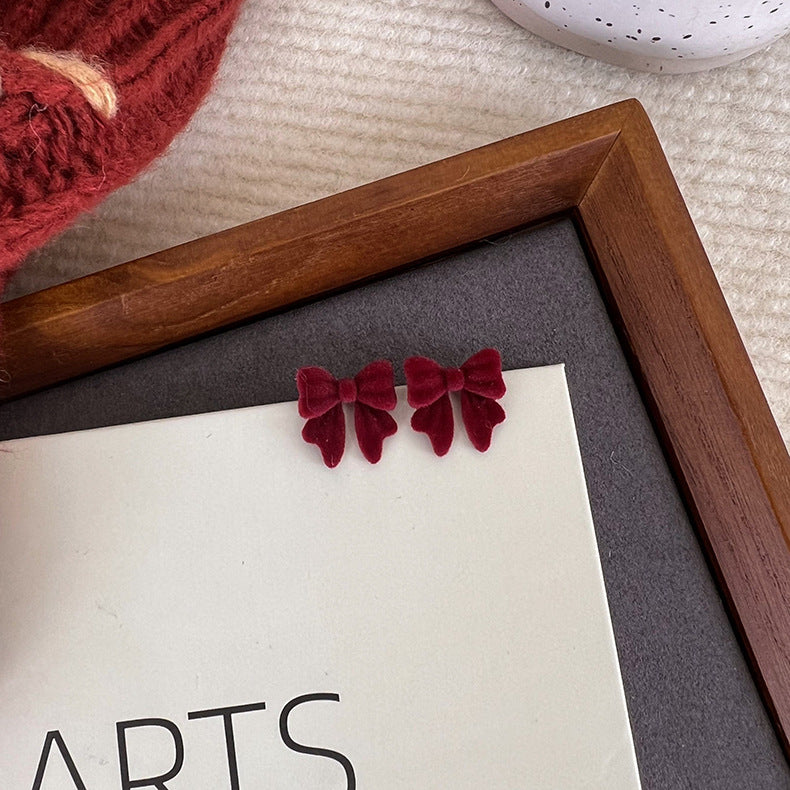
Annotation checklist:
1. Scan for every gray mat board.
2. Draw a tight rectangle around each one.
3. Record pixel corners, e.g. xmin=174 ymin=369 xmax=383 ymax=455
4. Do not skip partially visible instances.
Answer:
xmin=2 ymin=219 xmax=788 ymax=788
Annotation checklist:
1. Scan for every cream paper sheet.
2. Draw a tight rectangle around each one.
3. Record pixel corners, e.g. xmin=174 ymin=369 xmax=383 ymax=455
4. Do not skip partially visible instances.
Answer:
xmin=0 ymin=364 xmax=640 ymax=789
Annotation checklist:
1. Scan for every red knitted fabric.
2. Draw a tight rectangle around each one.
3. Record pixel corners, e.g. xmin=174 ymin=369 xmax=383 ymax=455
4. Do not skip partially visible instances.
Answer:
xmin=0 ymin=0 xmax=245 ymax=294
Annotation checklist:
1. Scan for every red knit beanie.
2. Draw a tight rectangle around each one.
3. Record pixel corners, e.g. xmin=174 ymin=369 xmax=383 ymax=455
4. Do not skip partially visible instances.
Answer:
xmin=0 ymin=0 xmax=245 ymax=294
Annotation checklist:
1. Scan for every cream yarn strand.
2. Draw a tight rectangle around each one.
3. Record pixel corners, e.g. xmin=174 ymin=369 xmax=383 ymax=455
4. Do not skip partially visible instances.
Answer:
xmin=21 ymin=49 xmax=117 ymax=118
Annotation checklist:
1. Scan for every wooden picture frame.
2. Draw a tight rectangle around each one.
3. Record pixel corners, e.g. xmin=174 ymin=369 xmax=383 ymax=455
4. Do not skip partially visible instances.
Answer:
xmin=3 ymin=98 xmax=790 ymax=757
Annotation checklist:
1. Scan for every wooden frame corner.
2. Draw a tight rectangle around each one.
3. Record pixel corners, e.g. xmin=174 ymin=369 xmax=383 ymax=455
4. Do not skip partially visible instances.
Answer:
xmin=3 ymin=98 xmax=790 ymax=756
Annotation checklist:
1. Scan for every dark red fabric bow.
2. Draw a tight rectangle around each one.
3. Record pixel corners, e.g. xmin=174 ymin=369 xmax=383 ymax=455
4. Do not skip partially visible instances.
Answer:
xmin=297 ymin=361 xmax=397 ymax=467
xmin=404 ymin=349 xmax=506 ymax=455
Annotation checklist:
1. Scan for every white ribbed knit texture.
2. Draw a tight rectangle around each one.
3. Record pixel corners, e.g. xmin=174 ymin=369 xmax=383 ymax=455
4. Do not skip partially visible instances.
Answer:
xmin=7 ymin=0 xmax=789 ymax=442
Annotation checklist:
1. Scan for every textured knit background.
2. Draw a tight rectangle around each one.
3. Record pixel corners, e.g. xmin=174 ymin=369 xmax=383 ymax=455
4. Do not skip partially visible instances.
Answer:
xmin=5 ymin=0 xmax=789 ymax=444
xmin=0 ymin=0 xmax=243 ymax=288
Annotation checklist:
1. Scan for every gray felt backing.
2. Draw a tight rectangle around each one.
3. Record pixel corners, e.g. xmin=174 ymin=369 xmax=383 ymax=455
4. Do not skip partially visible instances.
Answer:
xmin=2 ymin=219 xmax=788 ymax=788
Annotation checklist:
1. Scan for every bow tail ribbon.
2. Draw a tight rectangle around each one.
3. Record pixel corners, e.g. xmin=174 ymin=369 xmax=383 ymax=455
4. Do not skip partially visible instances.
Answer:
xmin=303 ymin=402 xmax=396 ymax=467
xmin=355 ymin=402 xmax=397 ymax=464
xmin=461 ymin=390 xmax=506 ymax=452
xmin=410 ymin=393 xmax=454 ymax=457
xmin=301 ymin=403 xmax=346 ymax=468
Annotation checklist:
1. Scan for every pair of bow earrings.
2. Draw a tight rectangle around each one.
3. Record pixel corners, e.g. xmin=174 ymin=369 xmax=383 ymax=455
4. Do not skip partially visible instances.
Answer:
xmin=296 ymin=349 xmax=506 ymax=468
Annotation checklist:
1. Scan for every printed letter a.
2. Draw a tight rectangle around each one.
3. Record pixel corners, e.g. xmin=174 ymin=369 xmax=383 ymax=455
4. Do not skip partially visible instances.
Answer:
xmin=31 ymin=731 xmax=88 ymax=790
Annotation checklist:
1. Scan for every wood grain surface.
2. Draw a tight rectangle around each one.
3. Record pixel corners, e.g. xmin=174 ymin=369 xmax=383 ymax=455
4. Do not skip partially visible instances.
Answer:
xmin=0 ymin=110 xmax=619 ymax=399
xmin=576 ymin=112 xmax=790 ymax=754
xmin=2 ymin=99 xmax=790 ymax=757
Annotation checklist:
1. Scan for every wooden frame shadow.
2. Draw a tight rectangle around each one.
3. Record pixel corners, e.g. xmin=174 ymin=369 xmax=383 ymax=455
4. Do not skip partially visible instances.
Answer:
xmin=3 ymin=98 xmax=790 ymax=756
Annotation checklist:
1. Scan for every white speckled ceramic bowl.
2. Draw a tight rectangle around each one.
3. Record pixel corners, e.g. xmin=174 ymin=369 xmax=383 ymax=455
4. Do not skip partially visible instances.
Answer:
xmin=489 ymin=0 xmax=790 ymax=72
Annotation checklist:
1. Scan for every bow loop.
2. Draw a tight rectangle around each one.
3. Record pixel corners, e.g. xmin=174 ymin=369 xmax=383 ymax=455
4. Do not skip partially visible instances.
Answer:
xmin=354 ymin=360 xmax=397 ymax=410
xmin=404 ymin=356 xmax=447 ymax=407
xmin=460 ymin=348 xmax=506 ymax=399
xmin=296 ymin=366 xmax=341 ymax=418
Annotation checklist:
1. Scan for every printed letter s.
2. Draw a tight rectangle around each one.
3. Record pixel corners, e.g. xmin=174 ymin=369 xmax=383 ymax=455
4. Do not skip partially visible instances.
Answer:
xmin=279 ymin=693 xmax=356 ymax=790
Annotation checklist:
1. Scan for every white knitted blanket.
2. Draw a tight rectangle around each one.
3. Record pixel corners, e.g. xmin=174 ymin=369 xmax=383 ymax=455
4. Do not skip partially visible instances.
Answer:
xmin=7 ymin=0 xmax=789 ymax=442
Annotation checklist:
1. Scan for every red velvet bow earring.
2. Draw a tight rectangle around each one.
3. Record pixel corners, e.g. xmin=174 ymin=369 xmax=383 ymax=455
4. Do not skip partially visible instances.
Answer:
xmin=404 ymin=349 xmax=506 ymax=456
xmin=296 ymin=361 xmax=398 ymax=467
